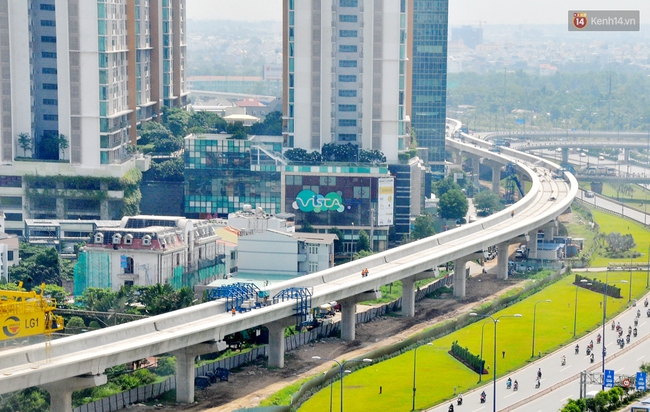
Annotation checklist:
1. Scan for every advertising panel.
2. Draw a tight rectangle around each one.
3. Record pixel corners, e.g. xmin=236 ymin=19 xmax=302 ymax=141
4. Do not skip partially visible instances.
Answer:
xmin=263 ymin=64 xmax=282 ymax=80
xmin=377 ymin=177 xmax=394 ymax=226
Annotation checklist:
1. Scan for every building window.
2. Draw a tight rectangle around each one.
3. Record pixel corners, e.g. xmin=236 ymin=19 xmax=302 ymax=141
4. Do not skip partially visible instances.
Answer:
xmin=43 ymin=83 xmax=58 ymax=90
xmin=339 ymin=45 xmax=357 ymax=52
xmin=339 ymin=119 xmax=357 ymax=126
xmin=309 ymin=262 xmax=319 ymax=273
xmin=308 ymin=244 xmax=318 ymax=254
xmin=338 ymin=133 xmax=357 ymax=141
xmin=339 ymin=60 xmax=357 ymax=68
xmin=125 ymin=257 xmax=134 ymax=274
xmin=41 ymin=20 xmax=56 ymax=27
xmin=338 ymin=75 xmax=357 ymax=82
xmin=7 ymin=251 xmax=14 ymax=261
xmin=42 ymin=67 xmax=57 ymax=74
xmin=40 ymin=4 xmax=55 ymax=10
xmin=338 ymin=104 xmax=356 ymax=112
xmin=339 ymin=15 xmax=358 ymax=22
xmin=43 ymin=99 xmax=58 ymax=106
xmin=41 ymin=36 xmax=57 ymax=43
xmin=339 ymin=90 xmax=357 ymax=97
xmin=43 ymin=114 xmax=58 ymax=121
xmin=339 ymin=0 xmax=358 ymax=6
xmin=42 ymin=52 xmax=57 ymax=58
xmin=339 ymin=30 xmax=358 ymax=38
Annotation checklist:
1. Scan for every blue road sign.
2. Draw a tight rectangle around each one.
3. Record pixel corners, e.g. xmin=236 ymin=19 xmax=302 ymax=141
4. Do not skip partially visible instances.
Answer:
xmin=637 ymin=372 xmax=647 ymax=391
xmin=604 ymin=369 xmax=615 ymax=388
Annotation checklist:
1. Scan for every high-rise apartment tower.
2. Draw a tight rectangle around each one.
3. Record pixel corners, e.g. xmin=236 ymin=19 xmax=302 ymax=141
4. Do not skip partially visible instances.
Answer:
xmin=0 ymin=0 xmax=187 ymax=167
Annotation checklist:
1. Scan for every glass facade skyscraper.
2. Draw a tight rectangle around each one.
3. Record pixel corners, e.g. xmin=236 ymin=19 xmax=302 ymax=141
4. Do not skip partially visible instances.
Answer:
xmin=409 ymin=0 xmax=448 ymax=173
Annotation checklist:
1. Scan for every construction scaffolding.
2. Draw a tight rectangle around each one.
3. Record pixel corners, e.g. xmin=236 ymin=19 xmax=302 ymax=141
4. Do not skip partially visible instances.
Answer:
xmin=74 ymin=251 xmax=111 ymax=297
xmin=206 ymin=283 xmax=260 ymax=312
xmin=272 ymin=287 xmax=312 ymax=328
xmin=504 ymin=163 xmax=525 ymax=205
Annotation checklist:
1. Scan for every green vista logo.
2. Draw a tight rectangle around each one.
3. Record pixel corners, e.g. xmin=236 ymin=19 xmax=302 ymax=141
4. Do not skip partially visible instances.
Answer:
xmin=292 ymin=189 xmax=345 ymax=213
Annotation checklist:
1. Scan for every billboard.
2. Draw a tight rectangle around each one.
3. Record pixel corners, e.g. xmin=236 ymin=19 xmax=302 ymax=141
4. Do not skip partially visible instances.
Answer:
xmin=377 ymin=177 xmax=394 ymax=226
xmin=263 ymin=64 xmax=282 ymax=81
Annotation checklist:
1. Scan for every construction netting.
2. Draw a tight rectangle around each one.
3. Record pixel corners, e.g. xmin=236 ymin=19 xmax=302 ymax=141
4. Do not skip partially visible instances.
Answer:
xmin=74 ymin=251 xmax=111 ymax=297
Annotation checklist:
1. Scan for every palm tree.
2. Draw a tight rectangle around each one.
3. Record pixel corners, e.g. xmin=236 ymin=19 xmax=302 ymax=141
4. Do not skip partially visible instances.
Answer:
xmin=17 ymin=132 xmax=32 ymax=157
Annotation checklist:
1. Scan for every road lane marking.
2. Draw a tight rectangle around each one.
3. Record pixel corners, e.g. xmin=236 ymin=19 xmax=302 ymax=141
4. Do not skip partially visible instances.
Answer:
xmin=561 ymin=366 xmax=573 ymax=372
xmin=561 ymin=395 xmax=571 ymax=401
xmin=637 ymin=355 xmax=646 ymax=361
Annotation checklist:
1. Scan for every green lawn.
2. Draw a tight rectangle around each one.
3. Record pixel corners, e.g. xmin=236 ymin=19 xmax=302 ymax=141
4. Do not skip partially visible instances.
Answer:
xmin=590 ymin=209 xmax=650 ymax=267
xmin=298 ymin=272 xmax=649 ymax=412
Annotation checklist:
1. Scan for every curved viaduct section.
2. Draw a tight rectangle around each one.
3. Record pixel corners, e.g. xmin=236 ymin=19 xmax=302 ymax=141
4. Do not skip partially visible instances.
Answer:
xmin=0 ymin=121 xmax=578 ymax=410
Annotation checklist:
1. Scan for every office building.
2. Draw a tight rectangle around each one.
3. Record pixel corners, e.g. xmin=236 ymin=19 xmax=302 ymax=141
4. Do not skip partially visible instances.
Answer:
xmin=0 ymin=0 xmax=187 ymax=234
xmin=408 ymin=0 xmax=449 ymax=172
xmin=282 ymin=0 xmax=410 ymax=164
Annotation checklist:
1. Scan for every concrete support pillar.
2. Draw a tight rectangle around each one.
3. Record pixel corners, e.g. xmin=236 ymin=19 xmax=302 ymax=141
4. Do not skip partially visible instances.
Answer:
xmin=543 ymin=221 xmax=556 ymax=241
xmin=340 ymin=297 xmax=357 ymax=341
xmin=624 ymin=148 xmax=630 ymax=163
xmin=172 ymin=341 xmax=226 ymax=403
xmin=266 ymin=317 xmax=294 ymax=368
xmin=491 ymin=165 xmax=501 ymax=194
xmin=453 ymin=257 xmax=468 ymax=298
xmin=497 ymin=241 xmax=510 ymax=280
xmin=528 ymin=230 xmax=538 ymax=259
xmin=472 ymin=156 xmax=480 ymax=187
xmin=561 ymin=147 xmax=569 ymax=164
xmin=401 ymin=276 xmax=416 ymax=317
xmin=42 ymin=375 xmax=107 ymax=412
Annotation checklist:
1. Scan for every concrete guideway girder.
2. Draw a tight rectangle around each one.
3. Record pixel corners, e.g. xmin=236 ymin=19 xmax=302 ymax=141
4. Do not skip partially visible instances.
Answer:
xmin=172 ymin=341 xmax=226 ymax=403
xmin=0 ymin=127 xmax=578 ymax=397
xmin=41 ymin=374 xmax=107 ymax=412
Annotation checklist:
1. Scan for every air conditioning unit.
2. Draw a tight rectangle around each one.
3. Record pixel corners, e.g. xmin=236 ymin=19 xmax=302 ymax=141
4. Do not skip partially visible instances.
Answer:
xmin=142 ymin=235 xmax=152 ymax=246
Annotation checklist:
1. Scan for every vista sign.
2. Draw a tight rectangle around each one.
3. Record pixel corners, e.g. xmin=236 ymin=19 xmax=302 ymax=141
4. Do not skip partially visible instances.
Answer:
xmin=292 ymin=189 xmax=345 ymax=213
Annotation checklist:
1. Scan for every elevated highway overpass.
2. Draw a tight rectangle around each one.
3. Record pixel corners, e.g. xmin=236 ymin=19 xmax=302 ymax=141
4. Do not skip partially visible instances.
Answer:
xmin=0 ymin=121 xmax=577 ymax=411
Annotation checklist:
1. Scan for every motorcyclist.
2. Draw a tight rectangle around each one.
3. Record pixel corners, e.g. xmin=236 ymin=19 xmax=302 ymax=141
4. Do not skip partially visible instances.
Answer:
xmin=480 ymin=391 xmax=487 ymax=403
xmin=629 ymin=326 xmax=633 ymax=335
xmin=457 ymin=394 xmax=463 ymax=405
xmin=590 ymin=353 xmax=595 ymax=363
xmin=535 ymin=377 xmax=541 ymax=388
xmin=449 ymin=404 xmax=454 ymax=412
xmin=507 ymin=377 xmax=512 ymax=389
xmin=537 ymin=368 xmax=542 ymax=379
xmin=561 ymin=355 xmax=566 ymax=365
xmin=513 ymin=380 xmax=519 ymax=391
xmin=589 ymin=340 xmax=593 ymax=349
xmin=645 ymin=298 xmax=648 ymax=307
xmin=611 ymin=320 xmax=615 ymax=330
xmin=634 ymin=327 xmax=638 ymax=336
xmin=637 ymin=309 xmax=641 ymax=318
xmin=575 ymin=344 xmax=580 ymax=354
xmin=597 ymin=333 xmax=601 ymax=343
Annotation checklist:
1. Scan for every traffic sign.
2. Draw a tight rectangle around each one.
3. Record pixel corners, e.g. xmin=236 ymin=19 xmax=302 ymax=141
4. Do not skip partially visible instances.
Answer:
xmin=637 ymin=372 xmax=647 ymax=391
xmin=604 ymin=369 xmax=615 ymax=388
xmin=622 ymin=378 xmax=631 ymax=388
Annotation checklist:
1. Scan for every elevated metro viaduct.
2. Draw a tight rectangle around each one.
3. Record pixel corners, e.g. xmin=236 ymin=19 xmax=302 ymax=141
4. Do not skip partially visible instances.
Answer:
xmin=0 ymin=122 xmax=577 ymax=411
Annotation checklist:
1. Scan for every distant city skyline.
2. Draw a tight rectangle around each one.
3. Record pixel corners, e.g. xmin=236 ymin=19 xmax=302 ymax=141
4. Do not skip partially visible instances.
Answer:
xmin=187 ymin=0 xmax=650 ymax=26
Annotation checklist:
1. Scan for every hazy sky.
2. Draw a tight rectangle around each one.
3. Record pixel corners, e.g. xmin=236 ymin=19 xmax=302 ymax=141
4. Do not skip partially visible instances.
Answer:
xmin=187 ymin=0 xmax=650 ymax=25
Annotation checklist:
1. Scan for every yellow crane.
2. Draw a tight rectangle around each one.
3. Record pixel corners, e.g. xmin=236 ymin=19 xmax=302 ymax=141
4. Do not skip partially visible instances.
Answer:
xmin=0 ymin=283 xmax=64 ymax=340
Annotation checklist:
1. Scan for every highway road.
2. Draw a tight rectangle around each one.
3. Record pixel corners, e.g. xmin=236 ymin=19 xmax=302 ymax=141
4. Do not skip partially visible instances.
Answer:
xmin=426 ymin=291 xmax=650 ymax=412
xmin=579 ymin=190 xmax=650 ymax=226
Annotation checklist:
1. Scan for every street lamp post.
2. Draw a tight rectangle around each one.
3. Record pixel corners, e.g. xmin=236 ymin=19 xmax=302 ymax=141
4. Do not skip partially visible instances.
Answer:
xmin=601 ymin=270 xmax=609 ymax=390
xmin=470 ymin=313 xmax=522 ymax=412
xmin=311 ymin=356 xmax=372 ymax=412
xmin=412 ymin=343 xmax=433 ymax=411
xmin=532 ymin=300 xmax=551 ymax=357
xmin=647 ymin=243 xmax=650 ymax=288
xmin=574 ymin=279 xmax=591 ymax=337
xmin=478 ymin=320 xmax=491 ymax=382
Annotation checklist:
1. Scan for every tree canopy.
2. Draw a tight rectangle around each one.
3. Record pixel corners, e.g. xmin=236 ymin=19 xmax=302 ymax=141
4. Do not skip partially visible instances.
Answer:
xmin=438 ymin=189 xmax=469 ymax=220
xmin=474 ymin=190 xmax=505 ymax=215
xmin=411 ymin=213 xmax=436 ymax=240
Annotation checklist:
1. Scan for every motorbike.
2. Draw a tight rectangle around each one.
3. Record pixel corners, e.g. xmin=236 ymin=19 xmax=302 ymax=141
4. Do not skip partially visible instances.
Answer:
xmin=457 ymin=397 xmax=463 ymax=406
xmin=575 ymin=345 xmax=580 ymax=354
xmin=619 ymin=339 xmax=625 ymax=349
xmin=586 ymin=347 xmax=591 ymax=356
xmin=535 ymin=379 xmax=541 ymax=389
xmin=480 ymin=393 xmax=486 ymax=404
xmin=513 ymin=381 xmax=519 ymax=391
xmin=645 ymin=298 xmax=648 ymax=307
xmin=506 ymin=379 xmax=512 ymax=389
xmin=596 ymin=334 xmax=601 ymax=344
xmin=626 ymin=334 xmax=631 ymax=344
xmin=635 ymin=318 xmax=639 ymax=327
xmin=590 ymin=354 xmax=595 ymax=363
xmin=561 ymin=357 xmax=566 ymax=366
xmin=448 ymin=404 xmax=454 ymax=412
xmin=647 ymin=308 xmax=650 ymax=317
xmin=634 ymin=329 xmax=638 ymax=337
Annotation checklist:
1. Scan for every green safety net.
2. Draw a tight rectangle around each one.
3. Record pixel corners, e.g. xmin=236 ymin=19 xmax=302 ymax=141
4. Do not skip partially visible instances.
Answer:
xmin=168 ymin=263 xmax=225 ymax=290
xmin=73 ymin=251 xmax=111 ymax=297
